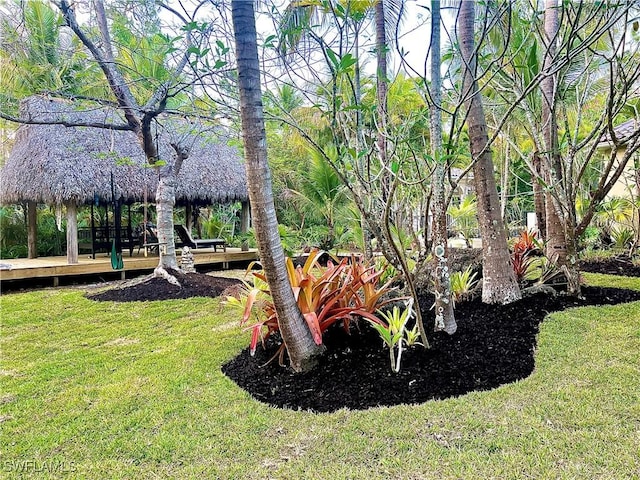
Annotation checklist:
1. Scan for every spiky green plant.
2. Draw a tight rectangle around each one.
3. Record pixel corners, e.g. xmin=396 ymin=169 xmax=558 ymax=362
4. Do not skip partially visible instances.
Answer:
xmin=450 ymin=266 xmax=479 ymax=306
xmin=370 ymin=299 xmax=422 ymax=373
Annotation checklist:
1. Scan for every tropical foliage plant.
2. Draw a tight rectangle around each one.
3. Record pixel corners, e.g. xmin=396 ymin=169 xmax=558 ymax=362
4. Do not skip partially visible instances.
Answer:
xmin=611 ymin=227 xmax=634 ymax=251
xmin=368 ymin=299 xmax=422 ymax=373
xmin=447 ymin=195 xmax=478 ymax=247
xmin=449 ymin=266 xmax=479 ymax=306
xmin=511 ymin=230 xmax=541 ymax=284
xmin=224 ymin=249 xmax=398 ymax=365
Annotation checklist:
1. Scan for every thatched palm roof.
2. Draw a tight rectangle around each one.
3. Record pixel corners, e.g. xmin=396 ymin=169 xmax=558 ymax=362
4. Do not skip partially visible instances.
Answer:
xmin=0 ymin=96 xmax=247 ymax=206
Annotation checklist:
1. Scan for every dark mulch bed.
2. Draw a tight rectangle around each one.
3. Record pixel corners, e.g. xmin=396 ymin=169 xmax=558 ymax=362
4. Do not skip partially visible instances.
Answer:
xmin=85 ymin=263 xmax=640 ymax=413
xmin=87 ymin=270 xmax=242 ymax=302
xmin=222 ymin=286 xmax=640 ymax=413
xmin=578 ymin=254 xmax=640 ymax=277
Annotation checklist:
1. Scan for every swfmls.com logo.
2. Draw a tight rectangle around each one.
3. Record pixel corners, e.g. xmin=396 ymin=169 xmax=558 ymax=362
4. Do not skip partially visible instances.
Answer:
xmin=2 ymin=460 xmax=77 ymax=473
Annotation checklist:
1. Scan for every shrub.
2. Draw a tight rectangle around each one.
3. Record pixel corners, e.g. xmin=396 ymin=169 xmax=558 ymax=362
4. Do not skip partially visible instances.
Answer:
xmin=368 ymin=299 xmax=422 ymax=373
xmin=511 ymin=230 xmax=540 ymax=284
xmin=611 ymin=227 xmax=634 ymax=250
xmin=450 ymin=265 xmax=479 ymax=306
xmin=223 ymin=249 xmax=397 ymax=362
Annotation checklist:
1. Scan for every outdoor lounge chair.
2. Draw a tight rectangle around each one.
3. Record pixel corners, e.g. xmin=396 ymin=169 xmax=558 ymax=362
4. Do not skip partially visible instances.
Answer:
xmin=138 ymin=227 xmax=165 ymax=256
xmin=174 ymin=224 xmax=226 ymax=252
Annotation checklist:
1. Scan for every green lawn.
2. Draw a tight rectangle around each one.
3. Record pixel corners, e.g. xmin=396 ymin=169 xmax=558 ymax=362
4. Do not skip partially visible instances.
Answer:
xmin=1 ymin=273 xmax=639 ymax=479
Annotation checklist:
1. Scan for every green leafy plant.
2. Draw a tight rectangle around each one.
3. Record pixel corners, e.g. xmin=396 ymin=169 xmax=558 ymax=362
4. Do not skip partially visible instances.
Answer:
xmin=611 ymin=226 xmax=634 ymax=250
xmin=199 ymin=203 xmax=242 ymax=241
xmin=534 ymin=256 xmax=563 ymax=285
xmin=223 ymin=249 xmax=397 ymax=365
xmin=450 ymin=265 xmax=479 ymax=306
xmin=448 ymin=195 xmax=478 ymax=247
xmin=369 ymin=299 xmax=422 ymax=373
xmin=278 ymin=224 xmax=301 ymax=257
xmin=374 ymin=256 xmax=399 ymax=286
xmin=579 ymin=225 xmax=602 ymax=251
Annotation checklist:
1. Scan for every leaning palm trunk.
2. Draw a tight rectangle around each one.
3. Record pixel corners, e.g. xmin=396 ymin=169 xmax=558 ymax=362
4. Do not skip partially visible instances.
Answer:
xmin=458 ymin=1 xmax=521 ymax=304
xmin=231 ymin=0 xmax=323 ymax=372
xmin=429 ymin=0 xmax=456 ymax=333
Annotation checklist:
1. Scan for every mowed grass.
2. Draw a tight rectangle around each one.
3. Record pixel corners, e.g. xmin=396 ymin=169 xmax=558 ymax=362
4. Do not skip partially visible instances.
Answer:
xmin=1 ymin=273 xmax=639 ymax=479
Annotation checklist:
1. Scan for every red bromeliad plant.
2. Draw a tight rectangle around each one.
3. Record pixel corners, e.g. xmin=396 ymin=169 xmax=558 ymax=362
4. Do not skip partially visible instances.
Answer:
xmin=224 ymin=249 xmax=399 ymax=362
xmin=511 ymin=230 xmax=541 ymax=284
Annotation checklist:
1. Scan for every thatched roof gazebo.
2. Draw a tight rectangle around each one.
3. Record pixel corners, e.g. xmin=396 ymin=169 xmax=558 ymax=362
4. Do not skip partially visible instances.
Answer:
xmin=0 ymin=96 xmax=249 ymax=262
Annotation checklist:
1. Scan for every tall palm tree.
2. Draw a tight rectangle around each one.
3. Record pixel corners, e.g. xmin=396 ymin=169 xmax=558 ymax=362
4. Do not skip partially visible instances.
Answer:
xmin=458 ymin=0 xmax=521 ymax=304
xmin=231 ymin=0 xmax=323 ymax=372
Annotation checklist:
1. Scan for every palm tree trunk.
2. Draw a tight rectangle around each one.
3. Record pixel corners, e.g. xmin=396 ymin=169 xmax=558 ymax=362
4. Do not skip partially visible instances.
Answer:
xmin=430 ymin=0 xmax=456 ymax=333
xmin=459 ymin=0 xmax=521 ymax=304
xmin=231 ymin=0 xmax=323 ymax=372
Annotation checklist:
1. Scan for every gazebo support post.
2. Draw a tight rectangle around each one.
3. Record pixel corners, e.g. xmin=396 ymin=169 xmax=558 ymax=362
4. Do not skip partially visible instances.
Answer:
xmin=66 ymin=201 xmax=79 ymax=264
xmin=90 ymin=202 xmax=97 ymax=259
xmin=27 ymin=200 xmax=38 ymax=259
xmin=185 ymin=203 xmax=193 ymax=234
xmin=241 ymin=200 xmax=251 ymax=251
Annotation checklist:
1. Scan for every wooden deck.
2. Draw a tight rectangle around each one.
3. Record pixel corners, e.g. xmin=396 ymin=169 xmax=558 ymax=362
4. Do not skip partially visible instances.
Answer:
xmin=0 ymin=247 xmax=259 ymax=286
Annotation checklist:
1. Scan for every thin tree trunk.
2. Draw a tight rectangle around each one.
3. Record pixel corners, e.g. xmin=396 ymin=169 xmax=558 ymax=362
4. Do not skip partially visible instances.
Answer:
xmin=430 ymin=0 xmax=456 ymax=334
xmin=501 ymin=143 xmax=510 ymax=221
xmin=541 ymin=0 xmax=567 ymax=263
xmin=241 ymin=201 xmax=251 ymax=233
xmin=540 ymin=0 xmax=579 ymax=294
xmin=27 ymin=200 xmax=37 ymax=259
xmin=232 ymin=0 xmax=323 ymax=372
xmin=375 ymin=0 xmax=390 ymax=201
xmin=633 ymin=156 xmax=640 ymax=254
xmin=355 ymin=19 xmax=373 ymax=261
xmin=60 ymin=0 xmax=184 ymax=274
xmin=532 ymin=152 xmax=547 ymax=238
xmin=241 ymin=201 xmax=251 ymax=251
xmin=65 ymin=201 xmax=78 ymax=264
xmin=185 ymin=203 xmax=193 ymax=234
xmin=459 ymin=0 xmax=521 ymax=304
xmin=156 ymin=167 xmax=179 ymax=270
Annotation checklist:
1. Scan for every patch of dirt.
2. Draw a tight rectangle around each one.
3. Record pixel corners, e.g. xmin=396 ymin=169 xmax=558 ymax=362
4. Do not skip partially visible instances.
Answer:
xmin=222 ymin=286 xmax=640 ymax=413
xmin=87 ymin=270 xmax=242 ymax=302
xmin=578 ymin=254 xmax=640 ymax=277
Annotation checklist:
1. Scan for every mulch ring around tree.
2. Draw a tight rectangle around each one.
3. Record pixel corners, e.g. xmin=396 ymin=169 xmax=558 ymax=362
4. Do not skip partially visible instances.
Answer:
xmin=87 ymin=270 xmax=243 ymax=302
xmin=222 ymin=286 xmax=640 ymax=413
xmin=578 ymin=254 xmax=640 ymax=277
